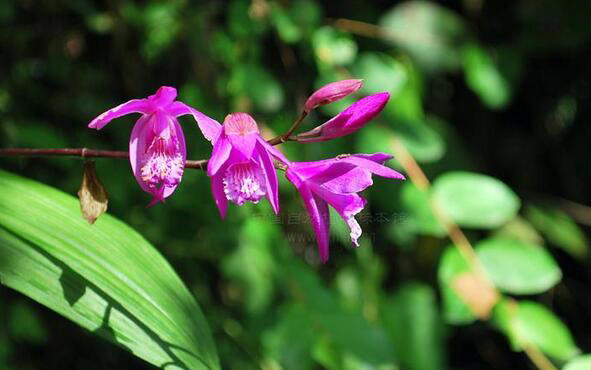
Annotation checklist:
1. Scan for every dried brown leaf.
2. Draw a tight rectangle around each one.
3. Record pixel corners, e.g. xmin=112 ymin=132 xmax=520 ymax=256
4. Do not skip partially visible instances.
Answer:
xmin=77 ymin=161 xmax=108 ymax=224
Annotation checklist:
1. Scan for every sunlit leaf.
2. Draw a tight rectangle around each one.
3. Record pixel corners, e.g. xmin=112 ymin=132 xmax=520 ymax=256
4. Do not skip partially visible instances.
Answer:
xmin=312 ymin=26 xmax=357 ymax=68
xmin=476 ymin=238 xmax=561 ymax=294
xmin=0 ymin=170 xmax=219 ymax=369
xmin=379 ymin=1 xmax=467 ymax=71
xmin=352 ymin=53 xmax=407 ymax=95
xmin=433 ymin=172 xmax=520 ymax=228
xmin=494 ymin=299 xmax=580 ymax=362
xmin=563 ymin=355 xmax=591 ymax=370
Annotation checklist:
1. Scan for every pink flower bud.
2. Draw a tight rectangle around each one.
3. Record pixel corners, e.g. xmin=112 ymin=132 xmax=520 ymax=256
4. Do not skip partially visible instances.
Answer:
xmin=296 ymin=92 xmax=390 ymax=142
xmin=304 ymin=79 xmax=363 ymax=113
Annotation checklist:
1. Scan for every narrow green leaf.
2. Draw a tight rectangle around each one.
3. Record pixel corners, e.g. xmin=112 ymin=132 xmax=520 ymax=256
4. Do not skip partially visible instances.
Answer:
xmin=463 ymin=44 xmax=511 ymax=109
xmin=0 ymin=170 xmax=219 ymax=369
xmin=526 ymin=205 xmax=588 ymax=259
xmin=432 ymin=171 xmax=520 ymax=228
xmin=476 ymin=238 xmax=561 ymax=294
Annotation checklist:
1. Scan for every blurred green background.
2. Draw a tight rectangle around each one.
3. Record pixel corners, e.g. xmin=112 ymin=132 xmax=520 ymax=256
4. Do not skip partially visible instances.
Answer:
xmin=1 ymin=0 xmax=591 ymax=369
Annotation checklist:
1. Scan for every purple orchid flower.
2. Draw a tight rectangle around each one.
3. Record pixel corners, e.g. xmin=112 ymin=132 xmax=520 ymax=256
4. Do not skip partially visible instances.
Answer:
xmin=286 ymin=153 xmax=405 ymax=262
xmin=88 ymin=86 xmax=212 ymax=206
xmin=205 ymin=112 xmax=289 ymax=218
xmin=296 ymin=92 xmax=390 ymax=142
xmin=304 ymin=79 xmax=363 ymax=113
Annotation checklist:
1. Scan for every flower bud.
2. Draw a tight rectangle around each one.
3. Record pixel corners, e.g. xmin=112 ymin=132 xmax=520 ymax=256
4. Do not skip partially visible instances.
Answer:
xmin=304 ymin=79 xmax=363 ymax=113
xmin=296 ymin=92 xmax=390 ymax=142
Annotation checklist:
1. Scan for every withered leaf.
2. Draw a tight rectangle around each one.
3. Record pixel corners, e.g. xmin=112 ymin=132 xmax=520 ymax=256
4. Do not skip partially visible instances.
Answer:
xmin=77 ymin=161 xmax=108 ymax=224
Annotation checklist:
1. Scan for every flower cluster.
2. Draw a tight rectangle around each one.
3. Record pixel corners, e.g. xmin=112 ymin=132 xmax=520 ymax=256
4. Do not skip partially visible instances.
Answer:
xmin=88 ymin=80 xmax=405 ymax=262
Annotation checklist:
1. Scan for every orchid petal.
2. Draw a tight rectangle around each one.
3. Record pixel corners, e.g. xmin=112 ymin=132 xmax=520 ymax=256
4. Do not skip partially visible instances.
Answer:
xmin=287 ymin=174 xmax=331 ymax=263
xmin=207 ymin=135 xmax=232 ymax=176
xmin=147 ymin=86 xmax=177 ymax=107
xmin=223 ymin=113 xmax=259 ymax=158
xmin=147 ymin=185 xmax=166 ymax=207
xmin=161 ymin=119 xmax=187 ymax=199
xmin=344 ymin=154 xmax=405 ymax=180
xmin=227 ymin=133 xmax=257 ymax=159
xmin=169 ymin=102 xmax=223 ymax=144
xmin=311 ymin=183 xmax=367 ymax=247
xmin=255 ymin=142 xmax=280 ymax=214
xmin=211 ymin=171 xmax=228 ymax=219
xmin=129 ymin=115 xmax=153 ymax=195
xmin=89 ymin=99 xmax=150 ymax=130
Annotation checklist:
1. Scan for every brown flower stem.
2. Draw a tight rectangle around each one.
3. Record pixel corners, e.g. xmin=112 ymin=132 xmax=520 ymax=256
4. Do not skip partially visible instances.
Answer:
xmin=0 ymin=148 xmax=295 ymax=171
xmin=390 ymin=137 xmax=556 ymax=370
xmin=0 ymin=147 xmax=209 ymax=171
xmin=0 ymin=148 xmax=129 ymax=159
xmin=267 ymin=110 xmax=308 ymax=145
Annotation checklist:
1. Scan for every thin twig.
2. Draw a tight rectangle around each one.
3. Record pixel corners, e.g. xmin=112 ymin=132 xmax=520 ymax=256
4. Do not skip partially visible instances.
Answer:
xmin=559 ymin=198 xmax=591 ymax=226
xmin=522 ymin=345 xmax=558 ymax=370
xmin=0 ymin=148 xmax=129 ymax=159
xmin=390 ymin=136 xmax=557 ymax=370
xmin=330 ymin=18 xmax=384 ymax=38
xmin=390 ymin=137 xmax=486 ymax=280
xmin=267 ymin=110 xmax=308 ymax=145
xmin=0 ymin=148 xmax=209 ymax=171
xmin=0 ymin=148 xmax=296 ymax=171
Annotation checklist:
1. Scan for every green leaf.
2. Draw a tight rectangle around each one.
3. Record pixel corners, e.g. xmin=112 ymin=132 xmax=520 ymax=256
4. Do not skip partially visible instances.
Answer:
xmin=379 ymin=1 xmax=467 ymax=72
xmin=463 ymin=44 xmax=511 ymax=109
xmin=437 ymin=246 xmax=476 ymax=324
xmin=263 ymin=304 xmax=317 ymax=370
xmin=270 ymin=4 xmax=302 ymax=43
xmin=432 ymin=172 xmax=521 ymax=228
xmin=493 ymin=216 xmax=544 ymax=245
xmin=381 ymin=282 xmax=446 ymax=370
xmin=312 ymin=26 xmax=357 ymax=68
xmin=526 ymin=205 xmax=588 ymax=259
xmin=392 ymin=116 xmax=446 ymax=163
xmin=0 ymin=170 xmax=219 ymax=369
xmin=563 ymin=355 xmax=591 ymax=370
xmin=476 ymin=238 xmax=561 ymax=294
xmin=399 ymin=182 xmax=445 ymax=236
xmin=230 ymin=64 xmax=284 ymax=113
xmin=352 ymin=53 xmax=407 ymax=95
xmin=495 ymin=300 xmax=580 ymax=362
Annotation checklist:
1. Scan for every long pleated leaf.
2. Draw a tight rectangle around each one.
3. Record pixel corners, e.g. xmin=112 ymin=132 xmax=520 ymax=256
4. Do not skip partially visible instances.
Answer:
xmin=0 ymin=169 xmax=219 ymax=370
